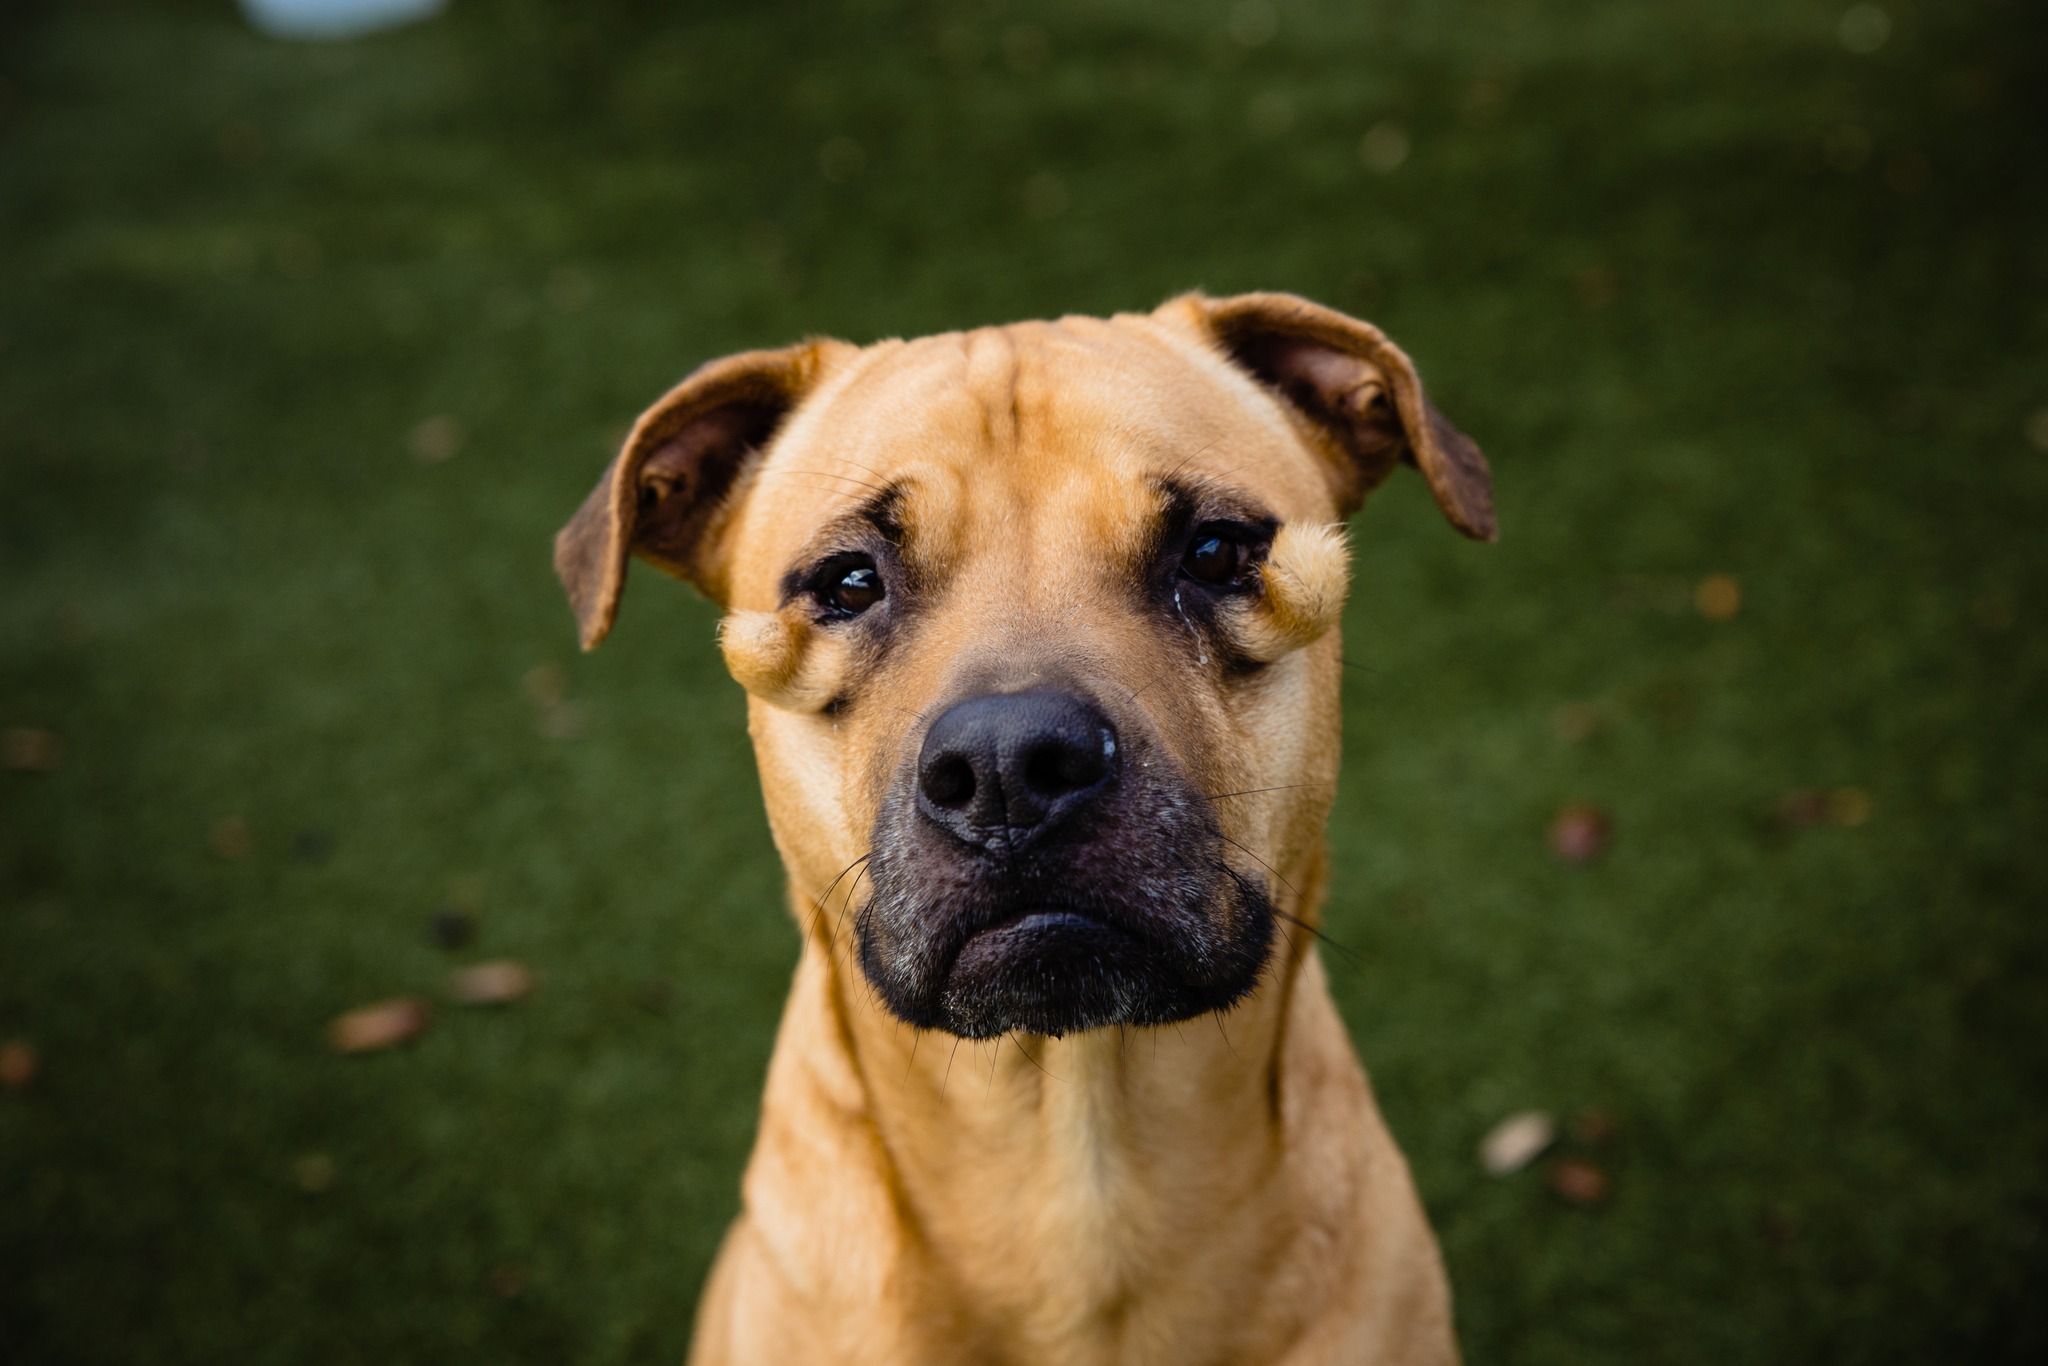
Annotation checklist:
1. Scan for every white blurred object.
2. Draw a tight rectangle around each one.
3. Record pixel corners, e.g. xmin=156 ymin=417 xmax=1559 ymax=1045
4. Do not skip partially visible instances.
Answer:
xmin=240 ymin=0 xmax=446 ymax=40
xmin=1478 ymin=1110 xmax=1558 ymax=1176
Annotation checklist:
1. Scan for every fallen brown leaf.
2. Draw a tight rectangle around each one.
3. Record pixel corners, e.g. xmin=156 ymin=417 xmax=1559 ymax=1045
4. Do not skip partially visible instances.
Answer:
xmin=408 ymin=415 xmax=465 ymax=464
xmin=1695 ymin=573 xmax=1741 ymax=621
xmin=1548 ymin=804 xmax=1612 ymax=864
xmin=3 ymin=728 xmax=63 ymax=773
xmin=450 ymin=960 xmax=535 ymax=1006
xmin=1548 ymin=1157 xmax=1611 ymax=1207
xmin=1777 ymin=788 xmax=1829 ymax=828
xmin=328 ymin=998 xmax=430 ymax=1054
xmin=1778 ymin=787 xmax=1872 ymax=829
xmin=1828 ymin=786 xmax=1873 ymax=827
xmin=0 ymin=1040 xmax=39 ymax=1090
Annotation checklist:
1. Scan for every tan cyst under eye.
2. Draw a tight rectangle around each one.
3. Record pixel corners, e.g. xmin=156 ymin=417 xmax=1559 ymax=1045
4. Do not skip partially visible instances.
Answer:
xmin=719 ymin=608 xmax=853 ymax=712
xmin=1230 ymin=522 xmax=1351 ymax=663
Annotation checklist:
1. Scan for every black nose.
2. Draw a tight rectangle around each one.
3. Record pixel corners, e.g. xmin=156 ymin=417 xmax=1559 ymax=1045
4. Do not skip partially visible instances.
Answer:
xmin=916 ymin=690 xmax=1119 ymax=851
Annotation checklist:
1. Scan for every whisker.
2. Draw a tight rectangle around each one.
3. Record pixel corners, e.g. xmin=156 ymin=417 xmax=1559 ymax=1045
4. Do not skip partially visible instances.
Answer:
xmin=1009 ymin=1033 xmax=1058 ymax=1081
xmin=1202 ymin=783 xmax=1331 ymax=801
xmin=1161 ymin=438 xmax=1223 ymax=486
xmin=942 ymin=1037 xmax=962 ymax=1096
xmin=835 ymin=457 xmax=898 ymax=490
xmin=1212 ymin=1012 xmax=1239 ymax=1059
xmin=805 ymin=852 xmax=872 ymax=945
xmin=771 ymin=478 xmax=879 ymax=503
xmin=1274 ymin=903 xmax=1365 ymax=971
xmin=883 ymin=703 xmax=942 ymax=732
xmin=779 ymin=467 xmax=888 ymax=496
xmin=1214 ymin=840 xmax=1366 ymax=971
xmin=1217 ymin=831 xmax=1303 ymax=904
xmin=1179 ymin=457 xmax=1258 ymax=492
xmin=833 ymin=858 xmax=872 ymax=940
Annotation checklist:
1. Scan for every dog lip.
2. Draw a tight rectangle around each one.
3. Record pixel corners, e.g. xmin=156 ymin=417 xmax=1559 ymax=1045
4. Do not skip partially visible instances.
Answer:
xmin=950 ymin=905 xmax=1138 ymax=976
xmin=968 ymin=906 xmax=1110 ymax=940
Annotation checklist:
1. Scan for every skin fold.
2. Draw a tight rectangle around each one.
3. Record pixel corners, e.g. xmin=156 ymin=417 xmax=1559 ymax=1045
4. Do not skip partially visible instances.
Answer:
xmin=555 ymin=293 xmax=1495 ymax=1365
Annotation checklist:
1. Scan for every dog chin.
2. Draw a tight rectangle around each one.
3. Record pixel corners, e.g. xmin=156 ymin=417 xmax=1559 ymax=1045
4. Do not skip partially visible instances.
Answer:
xmin=856 ymin=884 xmax=1276 ymax=1041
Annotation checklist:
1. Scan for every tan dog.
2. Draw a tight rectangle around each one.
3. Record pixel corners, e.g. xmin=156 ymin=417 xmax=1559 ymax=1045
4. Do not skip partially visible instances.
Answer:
xmin=556 ymin=292 xmax=1495 ymax=1365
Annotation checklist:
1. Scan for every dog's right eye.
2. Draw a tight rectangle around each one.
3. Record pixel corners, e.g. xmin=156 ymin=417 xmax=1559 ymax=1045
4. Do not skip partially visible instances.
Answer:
xmin=813 ymin=554 xmax=886 ymax=618
xmin=1180 ymin=521 xmax=1266 ymax=591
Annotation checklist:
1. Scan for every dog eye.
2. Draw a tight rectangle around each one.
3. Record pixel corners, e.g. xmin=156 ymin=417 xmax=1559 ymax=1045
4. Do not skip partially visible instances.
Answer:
xmin=1181 ymin=524 xmax=1259 ymax=589
xmin=816 ymin=555 xmax=885 ymax=617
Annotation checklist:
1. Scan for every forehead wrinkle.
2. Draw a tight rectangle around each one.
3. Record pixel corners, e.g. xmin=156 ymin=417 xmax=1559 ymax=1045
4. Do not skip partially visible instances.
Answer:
xmin=961 ymin=327 xmax=1022 ymax=454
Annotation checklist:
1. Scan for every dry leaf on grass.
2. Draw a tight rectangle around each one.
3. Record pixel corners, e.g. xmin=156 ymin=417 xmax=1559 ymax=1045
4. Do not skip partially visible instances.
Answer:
xmin=328 ymin=998 xmax=430 ymax=1053
xmin=1778 ymin=787 xmax=1873 ymax=830
xmin=0 ymin=1040 xmax=40 ymax=1090
xmin=1548 ymin=804 xmax=1611 ymax=863
xmin=1695 ymin=573 xmax=1741 ymax=620
xmin=3 ymin=728 xmax=63 ymax=772
xmin=450 ymin=960 xmax=534 ymax=1005
xmin=1548 ymin=1157 xmax=1611 ymax=1207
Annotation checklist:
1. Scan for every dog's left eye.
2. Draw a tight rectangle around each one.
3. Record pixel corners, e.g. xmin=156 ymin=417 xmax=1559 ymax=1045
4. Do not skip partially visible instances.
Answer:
xmin=814 ymin=555 xmax=886 ymax=618
xmin=1181 ymin=523 xmax=1262 ymax=590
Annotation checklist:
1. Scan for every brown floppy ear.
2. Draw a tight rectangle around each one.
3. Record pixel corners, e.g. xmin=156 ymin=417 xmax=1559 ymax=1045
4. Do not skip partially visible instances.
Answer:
xmin=1170 ymin=291 xmax=1496 ymax=540
xmin=554 ymin=342 xmax=837 ymax=649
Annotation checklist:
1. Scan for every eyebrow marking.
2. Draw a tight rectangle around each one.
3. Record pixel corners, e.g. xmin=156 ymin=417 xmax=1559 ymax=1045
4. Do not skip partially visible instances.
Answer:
xmin=776 ymin=481 xmax=907 ymax=605
xmin=858 ymin=483 xmax=906 ymax=544
xmin=1152 ymin=475 xmax=1278 ymax=540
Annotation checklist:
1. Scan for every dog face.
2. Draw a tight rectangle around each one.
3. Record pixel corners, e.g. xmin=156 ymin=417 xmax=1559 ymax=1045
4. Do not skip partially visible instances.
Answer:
xmin=557 ymin=293 xmax=1492 ymax=1040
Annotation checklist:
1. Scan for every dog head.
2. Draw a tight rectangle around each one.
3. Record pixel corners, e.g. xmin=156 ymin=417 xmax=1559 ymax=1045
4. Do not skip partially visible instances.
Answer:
xmin=556 ymin=292 xmax=1493 ymax=1040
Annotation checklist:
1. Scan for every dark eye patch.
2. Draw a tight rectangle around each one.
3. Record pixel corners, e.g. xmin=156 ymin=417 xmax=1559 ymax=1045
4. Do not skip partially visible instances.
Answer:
xmin=1146 ymin=478 xmax=1279 ymax=671
xmin=776 ymin=482 xmax=909 ymax=624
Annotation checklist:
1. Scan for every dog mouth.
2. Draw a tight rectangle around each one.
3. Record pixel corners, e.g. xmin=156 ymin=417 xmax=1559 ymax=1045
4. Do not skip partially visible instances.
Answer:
xmin=950 ymin=904 xmax=1136 ymax=978
xmin=857 ymin=804 xmax=1275 ymax=1040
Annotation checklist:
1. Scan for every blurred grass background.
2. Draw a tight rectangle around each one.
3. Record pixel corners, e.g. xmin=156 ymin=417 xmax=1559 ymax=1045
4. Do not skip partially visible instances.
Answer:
xmin=2 ymin=0 xmax=2045 ymax=1360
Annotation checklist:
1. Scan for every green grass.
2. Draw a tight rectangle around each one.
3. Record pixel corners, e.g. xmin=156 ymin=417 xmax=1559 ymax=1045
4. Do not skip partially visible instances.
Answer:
xmin=2 ymin=0 xmax=2044 ymax=1360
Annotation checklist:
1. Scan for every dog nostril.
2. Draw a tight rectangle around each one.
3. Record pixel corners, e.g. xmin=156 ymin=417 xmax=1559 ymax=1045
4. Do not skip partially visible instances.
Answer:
xmin=1023 ymin=730 xmax=1111 ymax=797
xmin=921 ymin=754 xmax=976 ymax=809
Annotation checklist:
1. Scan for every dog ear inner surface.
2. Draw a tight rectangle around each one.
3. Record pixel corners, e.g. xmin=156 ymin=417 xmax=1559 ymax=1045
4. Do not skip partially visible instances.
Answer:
xmin=553 ymin=342 xmax=837 ymax=649
xmin=1178 ymin=291 xmax=1497 ymax=540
